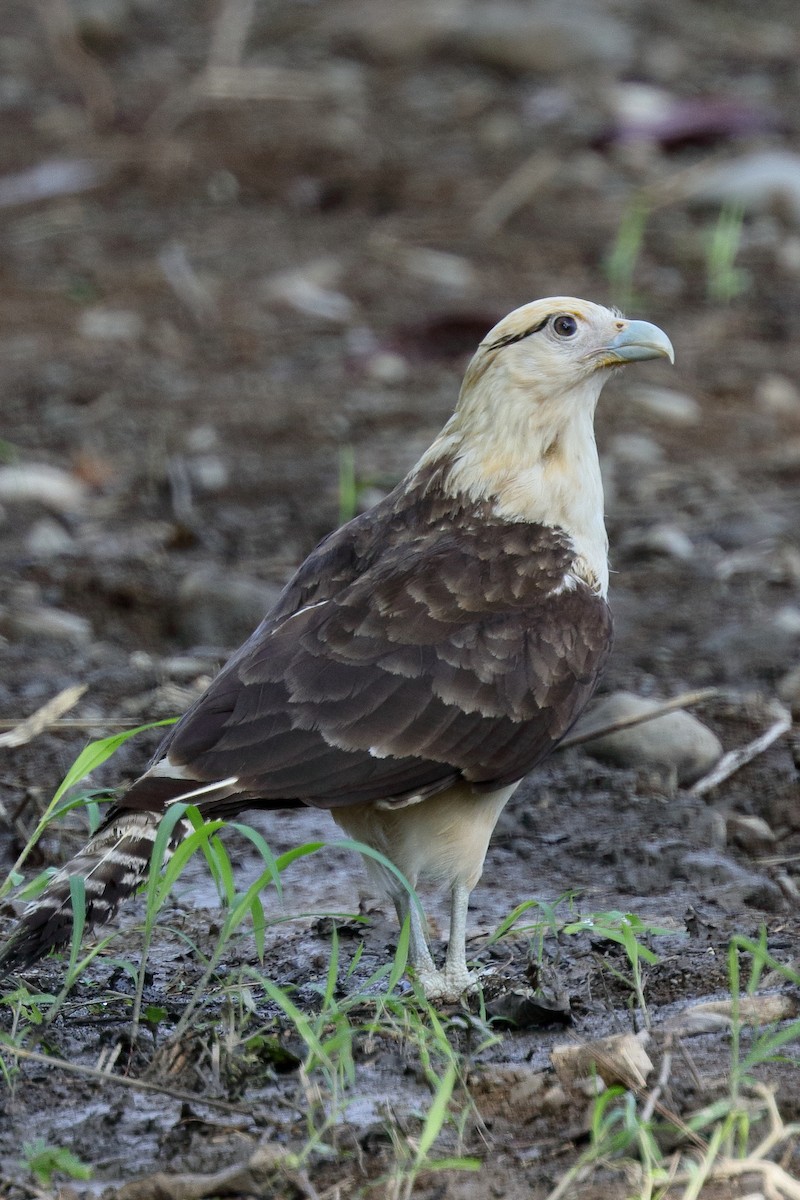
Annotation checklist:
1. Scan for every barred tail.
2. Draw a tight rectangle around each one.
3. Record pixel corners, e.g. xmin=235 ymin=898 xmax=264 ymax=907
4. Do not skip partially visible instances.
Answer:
xmin=0 ymin=811 xmax=172 ymax=977
xmin=0 ymin=767 xmax=242 ymax=978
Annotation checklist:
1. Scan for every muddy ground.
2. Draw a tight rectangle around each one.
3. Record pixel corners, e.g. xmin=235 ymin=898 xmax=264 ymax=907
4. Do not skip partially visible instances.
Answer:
xmin=1 ymin=0 xmax=800 ymax=1196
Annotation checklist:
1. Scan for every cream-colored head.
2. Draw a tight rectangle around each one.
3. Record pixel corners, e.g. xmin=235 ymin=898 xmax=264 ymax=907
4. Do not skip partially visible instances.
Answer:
xmin=459 ymin=295 xmax=673 ymax=415
xmin=416 ymin=297 xmax=674 ymax=595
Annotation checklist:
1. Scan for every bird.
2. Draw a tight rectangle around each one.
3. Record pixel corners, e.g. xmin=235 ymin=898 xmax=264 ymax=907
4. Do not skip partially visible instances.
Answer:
xmin=0 ymin=297 xmax=673 ymax=1001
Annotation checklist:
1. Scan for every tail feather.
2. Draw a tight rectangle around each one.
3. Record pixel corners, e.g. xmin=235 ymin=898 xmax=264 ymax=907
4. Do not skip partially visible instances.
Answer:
xmin=0 ymin=812 xmax=168 ymax=977
xmin=0 ymin=766 xmax=242 ymax=978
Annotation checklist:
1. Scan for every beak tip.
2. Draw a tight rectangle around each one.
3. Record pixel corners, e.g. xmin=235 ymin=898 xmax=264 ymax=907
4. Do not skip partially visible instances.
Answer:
xmin=606 ymin=319 xmax=675 ymax=367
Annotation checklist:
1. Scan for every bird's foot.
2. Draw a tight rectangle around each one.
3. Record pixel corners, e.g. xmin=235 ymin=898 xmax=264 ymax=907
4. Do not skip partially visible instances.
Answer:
xmin=414 ymin=965 xmax=480 ymax=1005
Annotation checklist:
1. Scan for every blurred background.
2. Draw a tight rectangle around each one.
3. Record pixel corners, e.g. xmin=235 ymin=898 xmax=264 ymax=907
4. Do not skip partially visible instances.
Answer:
xmin=1 ymin=0 xmax=799 ymax=805
xmin=2 ymin=7 xmax=800 ymax=1189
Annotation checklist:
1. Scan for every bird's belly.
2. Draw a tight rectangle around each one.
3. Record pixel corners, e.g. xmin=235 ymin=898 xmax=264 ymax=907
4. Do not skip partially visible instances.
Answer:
xmin=332 ymin=781 xmax=519 ymax=896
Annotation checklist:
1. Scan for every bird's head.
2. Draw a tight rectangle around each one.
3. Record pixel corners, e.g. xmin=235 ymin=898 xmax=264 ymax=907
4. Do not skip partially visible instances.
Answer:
xmin=419 ymin=297 xmax=674 ymax=563
xmin=461 ymin=297 xmax=674 ymax=406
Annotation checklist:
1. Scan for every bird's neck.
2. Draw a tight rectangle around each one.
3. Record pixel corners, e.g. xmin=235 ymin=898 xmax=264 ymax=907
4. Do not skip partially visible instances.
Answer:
xmin=415 ymin=375 xmax=609 ymax=595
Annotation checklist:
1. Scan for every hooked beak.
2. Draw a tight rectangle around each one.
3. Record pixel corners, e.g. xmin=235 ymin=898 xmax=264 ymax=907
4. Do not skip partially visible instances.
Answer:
xmin=603 ymin=319 xmax=675 ymax=365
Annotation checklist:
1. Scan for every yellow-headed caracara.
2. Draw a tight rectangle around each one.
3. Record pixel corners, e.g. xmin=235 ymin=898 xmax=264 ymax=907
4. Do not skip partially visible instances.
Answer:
xmin=0 ymin=298 xmax=673 ymax=1001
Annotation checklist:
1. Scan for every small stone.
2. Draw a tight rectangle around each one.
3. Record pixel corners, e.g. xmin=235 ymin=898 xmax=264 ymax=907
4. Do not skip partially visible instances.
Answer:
xmin=629 ymin=385 xmax=701 ymax=425
xmin=397 ymin=247 xmax=476 ymax=291
xmin=366 ymin=352 xmax=409 ymax=385
xmin=623 ymin=523 xmax=694 ymax=561
xmin=688 ymin=150 xmax=800 ymax=225
xmin=0 ymin=464 xmax=86 ymax=512
xmin=577 ymin=691 xmax=723 ymax=785
xmin=777 ymin=663 xmax=800 ymax=714
xmin=608 ymin=433 xmax=664 ymax=465
xmin=184 ymin=425 xmax=219 ymax=453
xmin=457 ymin=3 xmax=634 ymax=74
xmin=79 ymin=308 xmax=144 ymax=340
xmin=260 ymin=258 xmax=354 ymax=323
xmin=552 ymin=1031 xmax=653 ymax=1090
xmin=772 ymin=606 xmax=800 ymax=636
xmin=326 ymin=0 xmax=458 ymax=62
xmin=755 ymin=373 xmax=800 ymax=415
xmin=0 ymin=603 xmax=91 ymax=645
xmin=668 ymin=993 xmax=797 ymax=1036
xmin=727 ymin=813 xmax=777 ymax=854
xmin=25 ymin=517 xmax=74 ymax=556
xmin=187 ymin=454 xmax=229 ymax=493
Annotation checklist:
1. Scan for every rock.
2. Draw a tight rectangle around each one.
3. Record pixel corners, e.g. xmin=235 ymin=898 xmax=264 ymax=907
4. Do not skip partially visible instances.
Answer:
xmin=79 ymin=308 xmax=144 ymax=341
xmin=727 ymin=813 xmax=777 ymax=855
xmin=755 ymin=373 xmax=800 ymax=415
xmin=187 ymin=454 xmax=229 ymax=493
xmin=607 ymin=433 xmax=664 ymax=465
xmin=176 ymin=567 xmax=282 ymax=648
xmin=25 ymin=517 xmax=75 ymax=556
xmin=772 ymin=606 xmax=800 ymax=636
xmin=456 ymin=3 xmax=634 ymax=75
xmin=622 ymin=523 xmax=694 ymax=561
xmin=687 ymin=150 xmax=800 ymax=225
xmin=667 ymin=993 xmax=797 ymax=1036
xmin=577 ymin=692 xmax=723 ymax=785
xmin=0 ymin=464 xmax=86 ymax=512
xmin=395 ymin=246 xmax=476 ymax=292
xmin=551 ymin=1032 xmax=653 ymax=1090
xmin=326 ymin=0 xmax=461 ymax=62
xmin=260 ymin=258 xmax=354 ymax=323
xmin=629 ymin=385 xmax=701 ymax=425
xmin=0 ymin=602 xmax=91 ymax=645
xmin=778 ymin=663 xmax=800 ymax=714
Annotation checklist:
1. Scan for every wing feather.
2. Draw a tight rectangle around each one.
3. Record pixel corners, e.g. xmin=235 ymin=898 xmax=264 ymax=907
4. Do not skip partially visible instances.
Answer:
xmin=155 ymin=478 xmax=612 ymax=811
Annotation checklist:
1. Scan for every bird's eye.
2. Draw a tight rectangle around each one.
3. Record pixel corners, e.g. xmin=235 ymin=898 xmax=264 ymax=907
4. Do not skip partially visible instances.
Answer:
xmin=553 ymin=315 xmax=578 ymax=337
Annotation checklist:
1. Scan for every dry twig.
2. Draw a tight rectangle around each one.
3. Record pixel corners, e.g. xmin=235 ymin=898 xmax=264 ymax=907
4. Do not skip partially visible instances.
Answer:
xmin=560 ymin=687 xmax=719 ymax=750
xmin=0 ymin=685 xmax=87 ymax=750
xmin=691 ymin=701 xmax=792 ymax=795
xmin=1 ymin=1043 xmax=254 ymax=1117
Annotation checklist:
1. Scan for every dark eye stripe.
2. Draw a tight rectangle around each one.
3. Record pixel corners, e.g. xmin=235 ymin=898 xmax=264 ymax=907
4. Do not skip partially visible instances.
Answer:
xmin=485 ymin=314 xmax=550 ymax=351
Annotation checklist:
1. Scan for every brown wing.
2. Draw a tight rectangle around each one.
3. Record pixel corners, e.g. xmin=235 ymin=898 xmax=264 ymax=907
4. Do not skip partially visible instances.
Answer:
xmin=155 ymin=488 xmax=612 ymax=810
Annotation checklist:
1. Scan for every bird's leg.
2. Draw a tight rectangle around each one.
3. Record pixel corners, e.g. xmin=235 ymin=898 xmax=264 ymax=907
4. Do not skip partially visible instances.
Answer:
xmin=442 ymin=879 xmax=478 ymax=996
xmin=395 ymin=881 xmax=478 ymax=1003
xmin=393 ymin=892 xmax=437 ymax=978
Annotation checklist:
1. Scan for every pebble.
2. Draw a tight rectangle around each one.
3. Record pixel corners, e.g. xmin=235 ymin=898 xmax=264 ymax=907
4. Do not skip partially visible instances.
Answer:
xmin=777 ymin=663 xmax=800 ymax=714
xmin=260 ymin=259 xmax=354 ymax=323
xmin=25 ymin=517 xmax=75 ymax=557
xmin=0 ymin=463 xmax=86 ymax=512
xmin=396 ymin=247 xmax=475 ymax=291
xmin=628 ymin=385 xmax=702 ymax=425
xmin=177 ymin=566 xmax=282 ymax=648
xmin=0 ymin=602 xmax=91 ymax=645
xmin=577 ymin=691 xmax=722 ymax=785
xmin=457 ymin=3 xmax=634 ymax=74
xmin=772 ymin=605 xmax=800 ymax=636
xmin=727 ymin=813 xmax=777 ymax=855
xmin=552 ymin=1031 xmax=652 ymax=1089
xmin=79 ymin=307 xmax=144 ymax=341
xmin=187 ymin=454 xmax=229 ymax=493
xmin=622 ymin=523 xmax=694 ymax=561
xmin=755 ymin=373 xmax=800 ymax=415
xmin=607 ymin=433 xmax=664 ymax=465
xmin=688 ymin=149 xmax=800 ymax=225
xmin=326 ymin=0 xmax=458 ymax=61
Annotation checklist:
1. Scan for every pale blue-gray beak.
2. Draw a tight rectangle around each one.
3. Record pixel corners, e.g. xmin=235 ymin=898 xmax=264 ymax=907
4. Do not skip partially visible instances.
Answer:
xmin=605 ymin=320 xmax=675 ymax=365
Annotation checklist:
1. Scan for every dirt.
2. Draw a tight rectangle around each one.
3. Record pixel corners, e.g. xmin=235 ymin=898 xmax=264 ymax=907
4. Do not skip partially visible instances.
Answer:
xmin=1 ymin=0 xmax=800 ymax=1196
